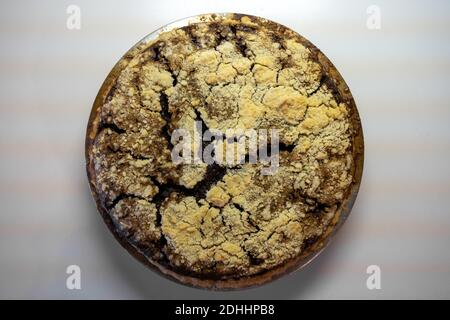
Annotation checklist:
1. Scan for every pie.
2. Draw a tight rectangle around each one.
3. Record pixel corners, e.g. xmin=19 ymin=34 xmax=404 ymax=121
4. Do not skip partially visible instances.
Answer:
xmin=85 ymin=14 xmax=364 ymax=289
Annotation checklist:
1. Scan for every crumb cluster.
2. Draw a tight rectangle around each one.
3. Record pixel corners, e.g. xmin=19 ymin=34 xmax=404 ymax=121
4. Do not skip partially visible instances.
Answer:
xmin=92 ymin=15 xmax=355 ymax=278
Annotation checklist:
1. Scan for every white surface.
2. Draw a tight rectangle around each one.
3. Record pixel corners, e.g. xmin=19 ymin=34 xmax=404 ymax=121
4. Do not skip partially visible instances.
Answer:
xmin=0 ymin=0 xmax=449 ymax=299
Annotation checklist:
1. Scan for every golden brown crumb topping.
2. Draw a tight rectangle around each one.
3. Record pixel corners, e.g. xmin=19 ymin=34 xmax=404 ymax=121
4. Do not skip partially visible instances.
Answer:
xmin=91 ymin=14 xmax=356 ymax=278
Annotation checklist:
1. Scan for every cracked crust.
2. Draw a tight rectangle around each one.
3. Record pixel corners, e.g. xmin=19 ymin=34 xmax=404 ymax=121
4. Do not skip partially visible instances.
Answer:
xmin=86 ymin=14 xmax=363 ymax=288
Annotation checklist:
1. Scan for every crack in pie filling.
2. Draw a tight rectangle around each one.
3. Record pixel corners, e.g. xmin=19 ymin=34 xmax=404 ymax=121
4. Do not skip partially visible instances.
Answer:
xmin=87 ymin=14 xmax=362 ymax=283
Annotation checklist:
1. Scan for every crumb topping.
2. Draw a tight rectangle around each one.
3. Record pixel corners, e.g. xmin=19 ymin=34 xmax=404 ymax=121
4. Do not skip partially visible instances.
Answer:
xmin=91 ymin=15 xmax=356 ymax=278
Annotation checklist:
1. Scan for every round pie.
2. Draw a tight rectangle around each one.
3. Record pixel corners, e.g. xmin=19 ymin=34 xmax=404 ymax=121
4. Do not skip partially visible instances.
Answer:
xmin=86 ymin=14 xmax=364 ymax=289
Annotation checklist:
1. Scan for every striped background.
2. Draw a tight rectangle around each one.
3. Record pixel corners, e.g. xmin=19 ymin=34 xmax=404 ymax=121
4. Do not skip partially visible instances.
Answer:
xmin=0 ymin=0 xmax=449 ymax=298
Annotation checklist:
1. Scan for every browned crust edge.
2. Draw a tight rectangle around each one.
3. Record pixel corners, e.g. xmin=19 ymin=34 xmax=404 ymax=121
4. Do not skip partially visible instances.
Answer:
xmin=85 ymin=13 xmax=364 ymax=290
